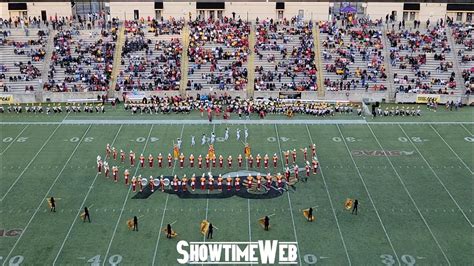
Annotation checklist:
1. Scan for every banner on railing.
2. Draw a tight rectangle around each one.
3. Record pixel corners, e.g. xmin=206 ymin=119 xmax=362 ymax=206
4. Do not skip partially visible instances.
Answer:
xmin=0 ymin=94 xmax=14 ymax=104
xmin=415 ymin=94 xmax=440 ymax=103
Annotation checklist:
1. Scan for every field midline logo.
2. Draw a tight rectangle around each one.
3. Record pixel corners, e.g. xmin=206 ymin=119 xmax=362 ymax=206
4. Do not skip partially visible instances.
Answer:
xmin=352 ymin=150 xmax=415 ymax=156
xmin=176 ymin=240 xmax=298 ymax=264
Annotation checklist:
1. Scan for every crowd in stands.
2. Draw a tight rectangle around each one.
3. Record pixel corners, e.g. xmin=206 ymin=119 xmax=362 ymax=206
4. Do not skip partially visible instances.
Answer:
xmin=319 ymin=16 xmax=388 ymax=92
xmin=253 ymin=17 xmax=317 ymax=91
xmin=187 ymin=17 xmax=250 ymax=91
xmin=116 ymin=18 xmax=184 ymax=91
xmin=451 ymin=24 xmax=473 ymax=94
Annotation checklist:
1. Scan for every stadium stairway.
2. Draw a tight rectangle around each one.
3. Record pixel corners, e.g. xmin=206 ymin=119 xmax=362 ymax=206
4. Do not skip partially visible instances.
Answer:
xmin=246 ymin=23 xmax=256 ymax=98
xmin=180 ymin=23 xmax=190 ymax=96
xmin=40 ymin=29 xmax=56 ymax=86
xmin=312 ymin=22 xmax=325 ymax=97
xmin=446 ymin=26 xmax=466 ymax=90
xmin=109 ymin=23 xmax=125 ymax=94
xmin=382 ymin=27 xmax=396 ymax=101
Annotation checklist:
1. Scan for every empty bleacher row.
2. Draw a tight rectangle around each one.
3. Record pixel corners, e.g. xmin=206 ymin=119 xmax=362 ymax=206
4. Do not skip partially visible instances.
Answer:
xmin=253 ymin=17 xmax=317 ymax=91
xmin=116 ymin=18 xmax=184 ymax=91
xmin=1 ymin=15 xmax=472 ymax=95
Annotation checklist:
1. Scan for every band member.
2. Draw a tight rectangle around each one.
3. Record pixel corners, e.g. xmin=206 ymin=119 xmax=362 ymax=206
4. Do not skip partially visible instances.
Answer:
xmin=157 ymin=153 xmax=163 ymax=168
xmin=294 ymin=164 xmax=299 ymax=180
xmin=264 ymin=216 xmax=269 ymax=231
xmin=104 ymin=161 xmax=109 ymax=177
xmin=179 ymin=153 xmax=185 ymax=168
xmin=226 ymin=177 xmax=233 ymax=191
xmin=276 ymin=173 xmax=283 ymax=188
xmin=238 ymin=154 xmax=243 ymax=168
xmin=247 ymin=174 xmax=253 ymax=189
xmin=266 ymin=173 xmax=272 ymax=189
xmin=106 ymin=143 xmax=111 ymax=158
xmin=189 ymin=154 xmax=195 ymax=168
xmin=167 ymin=224 xmax=173 ymax=238
xmin=182 ymin=175 xmax=188 ymax=191
xmin=50 ymin=197 xmax=56 ymax=212
xmin=139 ymin=154 xmax=145 ymax=168
xmin=112 ymin=147 xmax=117 ymax=160
xmin=160 ymin=175 xmax=165 ymax=192
xmin=256 ymin=154 xmax=261 ymax=168
xmin=256 ymin=174 xmax=262 ymax=190
xmin=208 ymin=175 xmax=214 ymax=191
xmin=138 ymin=175 xmax=143 ymax=192
xmin=302 ymin=147 xmax=308 ymax=161
xmin=207 ymin=223 xmax=213 ymax=239
xmin=97 ymin=156 xmax=103 ymax=173
xmin=291 ymin=149 xmax=297 ymax=163
xmin=235 ymin=177 xmax=241 ymax=191
xmin=198 ymin=155 xmax=203 ymax=169
xmin=352 ymin=199 xmax=359 ymax=215
xmin=133 ymin=216 xmax=138 ymax=231
xmin=124 ymin=169 xmax=130 ymax=185
xmin=173 ymin=175 xmax=179 ymax=192
xmin=264 ymin=154 xmax=269 ymax=169
xmin=83 ymin=207 xmax=91 ymax=223
xmin=312 ymin=159 xmax=319 ymax=174
xmin=148 ymin=154 xmax=154 ymax=168
xmin=311 ymin=143 xmax=316 ymax=157
xmin=273 ymin=153 xmax=278 ymax=168
xmin=217 ymin=175 xmax=223 ymax=191
xmin=211 ymin=155 xmax=216 ymax=168
xmin=227 ymin=155 xmax=233 ymax=168
xmin=307 ymin=207 xmax=314 ymax=222
xmin=149 ymin=176 xmax=155 ymax=192
xmin=284 ymin=150 xmax=289 ymax=165
xmin=248 ymin=155 xmax=254 ymax=168
xmin=130 ymin=151 xmax=135 ymax=166
xmin=205 ymin=154 xmax=210 ymax=168
xmin=219 ymin=155 xmax=224 ymax=168
xmin=200 ymin=174 xmax=206 ymax=190
xmin=190 ymin=174 xmax=196 ymax=191
xmin=305 ymin=163 xmax=311 ymax=178
xmin=132 ymin=176 xmax=137 ymax=192
xmin=112 ymin=166 xmax=118 ymax=182
xmin=120 ymin=150 xmax=125 ymax=163
xmin=167 ymin=153 xmax=173 ymax=168
xmin=285 ymin=167 xmax=290 ymax=182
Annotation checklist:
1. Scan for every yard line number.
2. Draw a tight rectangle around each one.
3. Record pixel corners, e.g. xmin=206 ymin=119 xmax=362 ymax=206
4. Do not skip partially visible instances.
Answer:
xmin=332 ymin=137 xmax=359 ymax=142
xmin=381 ymin=254 xmax=416 ymax=266
xmin=464 ymin=137 xmax=474 ymax=143
xmin=0 ymin=255 xmax=24 ymax=266
xmin=87 ymin=254 xmax=122 ymax=266
xmin=70 ymin=137 xmax=94 ymax=143
xmin=135 ymin=137 xmax=159 ymax=143
xmin=398 ymin=137 xmax=427 ymax=143
xmin=267 ymin=137 xmax=290 ymax=142
xmin=2 ymin=137 xmax=28 ymax=143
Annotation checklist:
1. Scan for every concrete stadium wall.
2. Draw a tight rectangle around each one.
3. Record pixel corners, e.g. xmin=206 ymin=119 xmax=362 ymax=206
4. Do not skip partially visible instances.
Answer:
xmin=418 ymin=3 xmax=448 ymax=22
xmin=0 ymin=2 xmax=72 ymax=20
xmin=365 ymin=2 xmax=404 ymax=21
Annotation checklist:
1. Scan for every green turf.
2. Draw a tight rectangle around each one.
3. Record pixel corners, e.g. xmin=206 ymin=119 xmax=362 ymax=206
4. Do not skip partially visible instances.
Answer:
xmin=0 ymin=106 xmax=473 ymax=265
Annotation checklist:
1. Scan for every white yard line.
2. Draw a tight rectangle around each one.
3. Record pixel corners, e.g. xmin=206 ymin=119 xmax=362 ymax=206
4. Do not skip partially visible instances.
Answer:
xmin=429 ymin=125 xmax=473 ymax=175
xmin=336 ymin=124 xmax=401 ymax=266
xmin=2 ymin=125 xmax=92 ymax=266
xmin=274 ymin=124 xmax=302 ymax=266
xmin=399 ymin=125 xmax=473 ymax=227
xmin=0 ymin=124 xmax=29 ymax=156
xmin=52 ymin=125 xmax=124 ymax=265
xmin=102 ymin=125 xmax=154 ymax=266
xmin=244 ymin=123 xmax=252 ymax=265
xmin=367 ymin=124 xmax=452 ymax=264
xmin=460 ymin=124 xmax=473 ymax=135
xmin=1 ymin=123 xmax=62 ymax=202
xmin=305 ymin=125 xmax=351 ymax=265
xmin=151 ymin=124 xmax=185 ymax=266
xmin=203 ymin=123 xmax=216 ymax=242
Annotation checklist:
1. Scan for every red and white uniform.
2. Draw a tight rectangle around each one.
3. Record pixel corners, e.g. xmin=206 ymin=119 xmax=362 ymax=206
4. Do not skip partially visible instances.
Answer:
xmin=160 ymin=176 xmax=165 ymax=192
xmin=284 ymin=151 xmax=289 ymax=165
xmin=97 ymin=159 xmax=103 ymax=173
xmin=306 ymin=164 xmax=310 ymax=177
xmin=149 ymin=176 xmax=155 ymax=192
xmin=120 ymin=150 xmax=125 ymax=163
xmin=302 ymin=148 xmax=308 ymax=161
xmin=256 ymin=175 xmax=262 ymax=190
xmin=182 ymin=177 xmax=188 ymax=191
xmin=139 ymin=154 xmax=145 ymax=168
xmin=273 ymin=154 xmax=278 ymax=168
xmin=227 ymin=156 xmax=232 ymax=168
xmin=132 ymin=177 xmax=137 ymax=192
xmin=266 ymin=174 xmax=272 ymax=189
xmin=198 ymin=155 xmax=203 ymax=169
xmin=179 ymin=154 xmax=185 ymax=168
xmin=226 ymin=178 xmax=232 ymax=191
xmin=312 ymin=160 xmax=319 ymax=174
xmin=190 ymin=175 xmax=196 ymax=191
xmin=200 ymin=176 xmax=206 ymax=190
xmin=264 ymin=155 xmax=269 ymax=169
xmin=277 ymin=175 xmax=283 ymax=188
xmin=238 ymin=155 xmax=243 ymax=167
xmin=167 ymin=154 xmax=173 ymax=168
xmin=138 ymin=177 xmax=143 ymax=192
xmin=112 ymin=166 xmax=118 ymax=182
xmin=247 ymin=176 xmax=253 ymax=189
xmin=104 ymin=162 xmax=109 ymax=177
xmin=219 ymin=155 xmax=224 ymax=168
xmin=208 ymin=177 xmax=214 ymax=191
xmin=256 ymin=155 xmax=261 ymax=168
xmin=291 ymin=149 xmax=297 ymax=163
xmin=235 ymin=178 xmax=241 ymax=191
xmin=205 ymin=155 xmax=210 ymax=168
xmin=212 ymin=156 xmax=216 ymax=168
xmin=124 ymin=170 xmax=130 ymax=185
xmin=112 ymin=147 xmax=117 ymax=160
xmin=294 ymin=165 xmax=299 ymax=180
xmin=217 ymin=176 xmax=223 ymax=190
xmin=157 ymin=154 xmax=163 ymax=168
xmin=148 ymin=154 xmax=154 ymax=168
xmin=106 ymin=144 xmax=111 ymax=158
xmin=129 ymin=151 xmax=135 ymax=166
xmin=173 ymin=177 xmax=179 ymax=192
xmin=189 ymin=155 xmax=194 ymax=167
xmin=285 ymin=168 xmax=291 ymax=182
xmin=311 ymin=144 xmax=316 ymax=157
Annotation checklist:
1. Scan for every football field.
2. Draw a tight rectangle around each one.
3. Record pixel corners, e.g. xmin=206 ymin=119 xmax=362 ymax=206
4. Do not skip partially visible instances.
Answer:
xmin=0 ymin=107 xmax=473 ymax=265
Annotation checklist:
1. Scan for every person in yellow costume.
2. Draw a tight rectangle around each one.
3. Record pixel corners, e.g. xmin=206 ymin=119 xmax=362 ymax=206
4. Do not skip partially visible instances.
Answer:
xmin=173 ymin=144 xmax=180 ymax=160
xmin=244 ymin=143 xmax=251 ymax=158
xmin=208 ymin=144 xmax=215 ymax=159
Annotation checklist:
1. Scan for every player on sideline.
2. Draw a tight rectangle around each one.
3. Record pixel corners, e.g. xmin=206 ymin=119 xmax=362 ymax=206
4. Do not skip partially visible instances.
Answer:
xmin=352 ymin=199 xmax=359 ymax=215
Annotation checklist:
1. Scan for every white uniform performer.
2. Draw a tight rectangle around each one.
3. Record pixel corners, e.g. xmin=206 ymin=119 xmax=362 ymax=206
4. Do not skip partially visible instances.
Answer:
xmin=201 ymin=134 xmax=207 ymax=145
xmin=236 ymin=129 xmax=241 ymax=140
xmin=224 ymin=128 xmax=229 ymax=141
xmin=191 ymin=135 xmax=195 ymax=146
xmin=244 ymin=128 xmax=248 ymax=141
